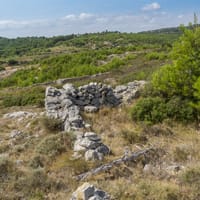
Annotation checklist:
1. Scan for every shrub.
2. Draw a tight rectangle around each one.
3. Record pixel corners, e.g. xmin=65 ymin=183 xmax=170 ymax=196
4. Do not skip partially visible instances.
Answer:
xmin=120 ymin=130 xmax=147 ymax=144
xmin=131 ymin=96 xmax=196 ymax=124
xmin=29 ymin=155 xmax=45 ymax=169
xmin=166 ymin=96 xmax=196 ymax=122
xmin=13 ymin=168 xmax=53 ymax=196
xmin=36 ymin=134 xmax=66 ymax=157
xmin=131 ymin=97 xmax=167 ymax=124
xmin=180 ymin=167 xmax=200 ymax=187
xmin=8 ymin=59 xmax=18 ymax=65
xmin=1 ymin=87 xmax=45 ymax=107
xmin=0 ymin=66 xmax=5 ymax=71
xmin=145 ymin=52 xmax=167 ymax=60
xmin=41 ymin=117 xmax=63 ymax=133
xmin=0 ymin=157 xmax=14 ymax=180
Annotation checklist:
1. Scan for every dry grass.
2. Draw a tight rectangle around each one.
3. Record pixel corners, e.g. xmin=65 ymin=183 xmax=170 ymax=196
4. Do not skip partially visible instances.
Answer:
xmin=0 ymin=103 xmax=200 ymax=199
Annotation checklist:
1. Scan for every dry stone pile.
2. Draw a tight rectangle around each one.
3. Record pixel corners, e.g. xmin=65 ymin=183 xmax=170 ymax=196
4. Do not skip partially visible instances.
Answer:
xmin=45 ymin=81 xmax=145 ymax=131
xmin=45 ymin=81 xmax=145 ymax=162
xmin=73 ymin=132 xmax=110 ymax=161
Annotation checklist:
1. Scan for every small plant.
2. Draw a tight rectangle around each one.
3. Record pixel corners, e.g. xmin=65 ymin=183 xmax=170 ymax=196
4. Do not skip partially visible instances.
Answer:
xmin=36 ymin=134 xmax=66 ymax=157
xmin=0 ymin=157 xmax=14 ymax=180
xmin=173 ymin=146 xmax=190 ymax=162
xmin=131 ymin=97 xmax=167 ymax=124
xmin=41 ymin=117 xmax=63 ymax=133
xmin=29 ymin=155 xmax=45 ymax=169
xmin=120 ymin=130 xmax=147 ymax=144
xmin=180 ymin=167 xmax=200 ymax=187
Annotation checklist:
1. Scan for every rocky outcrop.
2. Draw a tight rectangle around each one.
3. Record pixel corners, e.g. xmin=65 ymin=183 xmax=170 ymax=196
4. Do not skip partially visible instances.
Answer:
xmin=74 ymin=132 xmax=110 ymax=161
xmin=45 ymin=81 xmax=145 ymax=131
xmin=71 ymin=182 xmax=110 ymax=200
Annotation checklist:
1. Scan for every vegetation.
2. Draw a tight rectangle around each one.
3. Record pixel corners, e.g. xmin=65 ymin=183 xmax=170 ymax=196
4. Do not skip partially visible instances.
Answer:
xmin=132 ymin=25 xmax=200 ymax=124
xmin=0 ymin=31 xmax=178 ymax=88
xmin=0 ymin=26 xmax=200 ymax=199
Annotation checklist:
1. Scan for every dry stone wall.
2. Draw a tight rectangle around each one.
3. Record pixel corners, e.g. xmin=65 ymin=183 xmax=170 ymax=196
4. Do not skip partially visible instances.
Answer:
xmin=45 ymin=81 xmax=145 ymax=131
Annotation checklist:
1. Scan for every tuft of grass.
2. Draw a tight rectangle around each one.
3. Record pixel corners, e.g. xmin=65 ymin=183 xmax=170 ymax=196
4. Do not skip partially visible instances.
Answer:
xmin=41 ymin=117 xmax=63 ymax=133
xmin=120 ymin=130 xmax=147 ymax=144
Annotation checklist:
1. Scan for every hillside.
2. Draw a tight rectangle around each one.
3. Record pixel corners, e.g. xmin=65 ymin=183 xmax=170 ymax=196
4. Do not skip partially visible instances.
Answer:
xmin=0 ymin=27 xmax=200 ymax=200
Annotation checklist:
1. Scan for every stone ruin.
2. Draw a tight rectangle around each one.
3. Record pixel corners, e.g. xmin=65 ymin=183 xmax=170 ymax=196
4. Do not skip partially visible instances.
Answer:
xmin=45 ymin=81 xmax=145 ymax=132
xmin=45 ymin=81 xmax=145 ymax=161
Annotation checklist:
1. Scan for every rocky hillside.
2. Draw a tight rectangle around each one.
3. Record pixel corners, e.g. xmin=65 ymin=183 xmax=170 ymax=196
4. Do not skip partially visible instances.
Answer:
xmin=0 ymin=27 xmax=200 ymax=200
xmin=0 ymin=79 xmax=199 ymax=199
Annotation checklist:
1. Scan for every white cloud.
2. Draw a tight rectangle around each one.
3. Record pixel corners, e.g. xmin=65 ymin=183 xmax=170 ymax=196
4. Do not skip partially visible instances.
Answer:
xmin=142 ymin=2 xmax=161 ymax=11
xmin=62 ymin=13 xmax=94 ymax=21
xmin=79 ymin=13 xmax=93 ymax=20
xmin=63 ymin=14 xmax=76 ymax=21
xmin=0 ymin=12 xmax=194 ymax=38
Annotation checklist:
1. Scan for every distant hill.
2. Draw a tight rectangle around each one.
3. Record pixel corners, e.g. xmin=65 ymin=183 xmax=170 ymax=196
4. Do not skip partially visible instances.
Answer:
xmin=139 ymin=24 xmax=200 ymax=34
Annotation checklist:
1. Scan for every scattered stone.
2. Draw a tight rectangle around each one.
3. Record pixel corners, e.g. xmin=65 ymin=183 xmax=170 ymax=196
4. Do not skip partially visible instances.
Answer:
xmin=84 ymin=106 xmax=98 ymax=113
xmin=165 ymin=164 xmax=185 ymax=175
xmin=71 ymin=182 xmax=110 ymax=200
xmin=143 ymin=164 xmax=154 ymax=174
xmin=73 ymin=132 xmax=109 ymax=161
xmin=3 ymin=111 xmax=36 ymax=120
xmin=85 ymin=149 xmax=100 ymax=161
xmin=10 ymin=130 xmax=23 ymax=139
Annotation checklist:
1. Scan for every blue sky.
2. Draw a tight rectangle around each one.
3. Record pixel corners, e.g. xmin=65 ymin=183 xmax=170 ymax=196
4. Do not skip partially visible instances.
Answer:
xmin=0 ymin=0 xmax=199 ymax=37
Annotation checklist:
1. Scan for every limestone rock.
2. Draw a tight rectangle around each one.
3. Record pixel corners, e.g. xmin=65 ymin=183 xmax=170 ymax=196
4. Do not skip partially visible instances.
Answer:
xmin=71 ymin=183 xmax=110 ymax=200
xmin=84 ymin=106 xmax=98 ymax=113
xmin=45 ymin=81 xmax=146 ymax=131
xmin=73 ymin=132 xmax=109 ymax=161
xmin=3 ymin=111 xmax=36 ymax=120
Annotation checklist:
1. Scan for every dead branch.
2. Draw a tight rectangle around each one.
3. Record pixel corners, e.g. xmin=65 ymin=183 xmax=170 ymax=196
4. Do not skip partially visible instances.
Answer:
xmin=75 ymin=147 xmax=155 ymax=181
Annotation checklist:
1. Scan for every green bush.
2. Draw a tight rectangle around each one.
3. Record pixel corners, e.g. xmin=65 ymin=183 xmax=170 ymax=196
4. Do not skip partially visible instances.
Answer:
xmin=1 ymin=87 xmax=45 ymax=107
xmin=145 ymin=52 xmax=167 ymax=60
xmin=8 ymin=59 xmax=18 ymax=65
xmin=131 ymin=97 xmax=167 ymax=124
xmin=131 ymin=96 xmax=196 ymax=124
xmin=152 ymin=27 xmax=200 ymax=99
xmin=166 ymin=96 xmax=196 ymax=122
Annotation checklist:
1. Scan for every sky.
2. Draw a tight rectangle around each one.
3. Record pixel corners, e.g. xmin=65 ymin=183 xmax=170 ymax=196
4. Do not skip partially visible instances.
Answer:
xmin=0 ymin=0 xmax=199 ymax=38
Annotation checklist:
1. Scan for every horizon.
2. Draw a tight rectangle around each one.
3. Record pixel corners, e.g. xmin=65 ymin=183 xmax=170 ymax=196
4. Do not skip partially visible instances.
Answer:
xmin=0 ymin=0 xmax=199 ymax=38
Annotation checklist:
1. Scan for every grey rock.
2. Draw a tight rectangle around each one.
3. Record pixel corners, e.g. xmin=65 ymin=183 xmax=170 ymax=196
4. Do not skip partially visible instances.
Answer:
xmin=71 ymin=183 xmax=110 ymax=200
xmin=63 ymin=83 xmax=76 ymax=94
xmin=10 ymin=130 xmax=23 ymax=139
xmin=96 ymin=144 xmax=110 ymax=155
xmin=71 ymin=182 xmax=95 ymax=200
xmin=84 ymin=106 xmax=98 ymax=113
xmin=3 ymin=111 xmax=36 ymax=119
xmin=114 ymin=85 xmax=128 ymax=93
xmin=85 ymin=150 xmax=99 ymax=161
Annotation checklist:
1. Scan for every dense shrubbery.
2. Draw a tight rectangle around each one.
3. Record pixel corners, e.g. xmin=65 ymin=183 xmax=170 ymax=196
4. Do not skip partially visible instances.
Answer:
xmin=1 ymin=87 xmax=45 ymax=107
xmin=131 ymin=96 xmax=196 ymax=124
xmin=0 ymin=50 xmax=129 ymax=87
xmin=131 ymin=26 xmax=200 ymax=124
